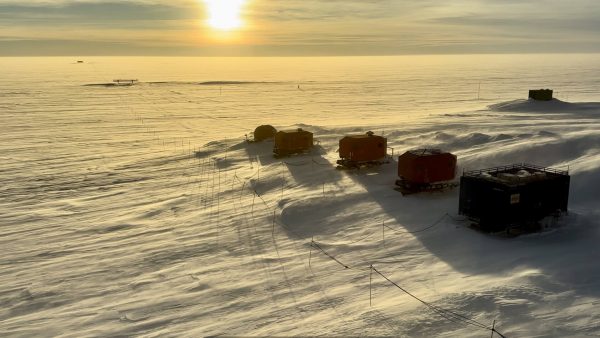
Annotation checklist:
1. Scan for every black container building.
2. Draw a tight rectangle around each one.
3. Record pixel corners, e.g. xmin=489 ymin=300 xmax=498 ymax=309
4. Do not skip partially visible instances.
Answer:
xmin=529 ymin=89 xmax=553 ymax=101
xmin=459 ymin=164 xmax=570 ymax=232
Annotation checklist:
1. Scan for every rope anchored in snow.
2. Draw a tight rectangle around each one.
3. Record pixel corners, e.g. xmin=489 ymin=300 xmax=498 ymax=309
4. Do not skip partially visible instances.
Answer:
xmin=383 ymin=213 xmax=450 ymax=234
xmin=311 ymin=158 xmax=332 ymax=166
xmin=310 ymin=240 xmax=350 ymax=269
xmin=371 ymin=267 xmax=507 ymax=338
xmin=283 ymin=160 xmax=310 ymax=166
xmin=309 ymin=238 xmax=507 ymax=337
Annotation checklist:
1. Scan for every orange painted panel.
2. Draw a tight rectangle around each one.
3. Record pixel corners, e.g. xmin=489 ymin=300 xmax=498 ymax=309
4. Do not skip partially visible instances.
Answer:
xmin=339 ymin=134 xmax=387 ymax=162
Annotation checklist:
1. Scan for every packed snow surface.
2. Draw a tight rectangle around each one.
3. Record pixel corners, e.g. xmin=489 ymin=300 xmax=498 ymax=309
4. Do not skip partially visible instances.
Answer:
xmin=1 ymin=56 xmax=600 ymax=337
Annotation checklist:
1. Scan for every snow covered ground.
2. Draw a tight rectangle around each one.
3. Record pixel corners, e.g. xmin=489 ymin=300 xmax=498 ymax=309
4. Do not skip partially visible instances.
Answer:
xmin=1 ymin=56 xmax=600 ymax=337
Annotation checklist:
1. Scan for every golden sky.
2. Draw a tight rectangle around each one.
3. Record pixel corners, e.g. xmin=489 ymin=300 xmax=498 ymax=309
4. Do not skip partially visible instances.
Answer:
xmin=1 ymin=0 xmax=599 ymax=55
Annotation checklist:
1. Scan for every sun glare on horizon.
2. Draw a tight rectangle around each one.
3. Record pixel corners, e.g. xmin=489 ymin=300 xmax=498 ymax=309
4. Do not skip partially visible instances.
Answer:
xmin=204 ymin=0 xmax=247 ymax=31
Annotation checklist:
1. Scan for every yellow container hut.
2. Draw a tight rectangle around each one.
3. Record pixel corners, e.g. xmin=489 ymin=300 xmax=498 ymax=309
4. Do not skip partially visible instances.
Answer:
xmin=273 ymin=128 xmax=313 ymax=157
xmin=253 ymin=125 xmax=277 ymax=142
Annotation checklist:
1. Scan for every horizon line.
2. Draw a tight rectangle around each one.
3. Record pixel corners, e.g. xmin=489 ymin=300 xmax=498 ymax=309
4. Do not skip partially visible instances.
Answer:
xmin=2 ymin=51 xmax=600 ymax=58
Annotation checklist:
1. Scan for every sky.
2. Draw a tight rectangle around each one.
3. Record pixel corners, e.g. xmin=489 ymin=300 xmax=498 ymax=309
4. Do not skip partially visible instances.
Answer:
xmin=1 ymin=0 xmax=599 ymax=56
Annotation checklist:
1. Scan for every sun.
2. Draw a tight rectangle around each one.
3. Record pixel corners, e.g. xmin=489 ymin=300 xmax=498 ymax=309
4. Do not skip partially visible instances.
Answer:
xmin=204 ymin=0 xmax=247 ymax=31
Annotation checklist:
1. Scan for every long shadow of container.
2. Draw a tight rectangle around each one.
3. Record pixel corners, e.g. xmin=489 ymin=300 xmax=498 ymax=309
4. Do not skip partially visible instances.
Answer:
xmin=280 ymin=145 xmax=344 ymax=188
xmin=346 ymin=158 xmax=600 ymax=297
xmin=237 ymin=141 xmax=344 ymax=205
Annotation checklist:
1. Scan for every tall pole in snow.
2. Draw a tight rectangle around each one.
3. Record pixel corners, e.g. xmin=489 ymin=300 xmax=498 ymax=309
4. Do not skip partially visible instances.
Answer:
xmin=272 ymin=208 xmax=276 ymax=237
xmin=280 ymin=162 xmax=285 ymax=200
xmin=369 ymin=264 xmax=373 ymax=306
xmin=382 ymin=221 xmax=385 ymax=247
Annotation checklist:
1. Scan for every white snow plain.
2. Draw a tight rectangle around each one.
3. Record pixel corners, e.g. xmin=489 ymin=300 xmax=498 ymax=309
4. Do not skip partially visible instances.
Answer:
xmin=1 ymin=56 xmax=600 ymax=337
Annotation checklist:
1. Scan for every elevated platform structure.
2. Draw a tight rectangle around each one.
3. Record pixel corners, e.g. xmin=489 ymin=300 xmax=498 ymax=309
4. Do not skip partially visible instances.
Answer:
xmin=113 ymin=79 xmax=138 ymax=86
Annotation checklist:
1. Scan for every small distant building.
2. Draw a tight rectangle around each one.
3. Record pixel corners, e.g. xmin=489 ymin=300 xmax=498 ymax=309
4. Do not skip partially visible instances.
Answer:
xmin=529 ymin=89 xmax=553 ymax=101
xmin=253 ymin=125 xmax=277 ymax=142
xmin=337 ymin=131 xmax=387 ymax=167
xmin=273 ymin=128 xmax=313 ymax=157
xmin=459 ymin=164 xmax=570 ymax=232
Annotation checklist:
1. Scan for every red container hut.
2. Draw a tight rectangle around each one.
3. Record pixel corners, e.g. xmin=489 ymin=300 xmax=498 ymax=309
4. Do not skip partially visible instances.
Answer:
xmin=337 ymin=131 xmax=387 ymax=167
xmin=396 ymin=149 xmax=457 ymax=193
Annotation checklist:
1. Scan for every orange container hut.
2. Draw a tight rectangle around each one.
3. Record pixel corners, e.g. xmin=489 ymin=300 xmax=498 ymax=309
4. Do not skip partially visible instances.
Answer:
xmin=397 ymin=149 xmax=457 ymax=185
xmin=253 ymin=125 xmax=277 ymax=142
xmin=338 ymin=131 xmax=387 ymax=166
xmin=273 ymin=128 xmax=313 ymax=157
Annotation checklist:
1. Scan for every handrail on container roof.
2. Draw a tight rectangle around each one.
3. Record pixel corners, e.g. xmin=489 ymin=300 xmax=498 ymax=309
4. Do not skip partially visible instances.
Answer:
xmin=463 ymin=163 xmax=568 ymax=177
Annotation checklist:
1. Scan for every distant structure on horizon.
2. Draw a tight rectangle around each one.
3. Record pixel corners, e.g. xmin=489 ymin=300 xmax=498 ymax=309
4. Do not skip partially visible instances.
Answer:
xmin=113 ymin=79 xmax=138 ymax=86
xmin=529 ymin=89 xmax=553 ymax=101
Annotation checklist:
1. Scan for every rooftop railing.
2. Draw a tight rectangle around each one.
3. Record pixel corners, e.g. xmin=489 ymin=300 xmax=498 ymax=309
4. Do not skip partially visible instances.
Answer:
xmin=463 ymin=163 xmax=569 ymax=178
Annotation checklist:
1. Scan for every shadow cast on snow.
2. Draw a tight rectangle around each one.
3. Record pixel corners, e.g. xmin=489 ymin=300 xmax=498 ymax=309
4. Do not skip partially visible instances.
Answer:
xmin=346 ymin=157 xmax=600 ymax=297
